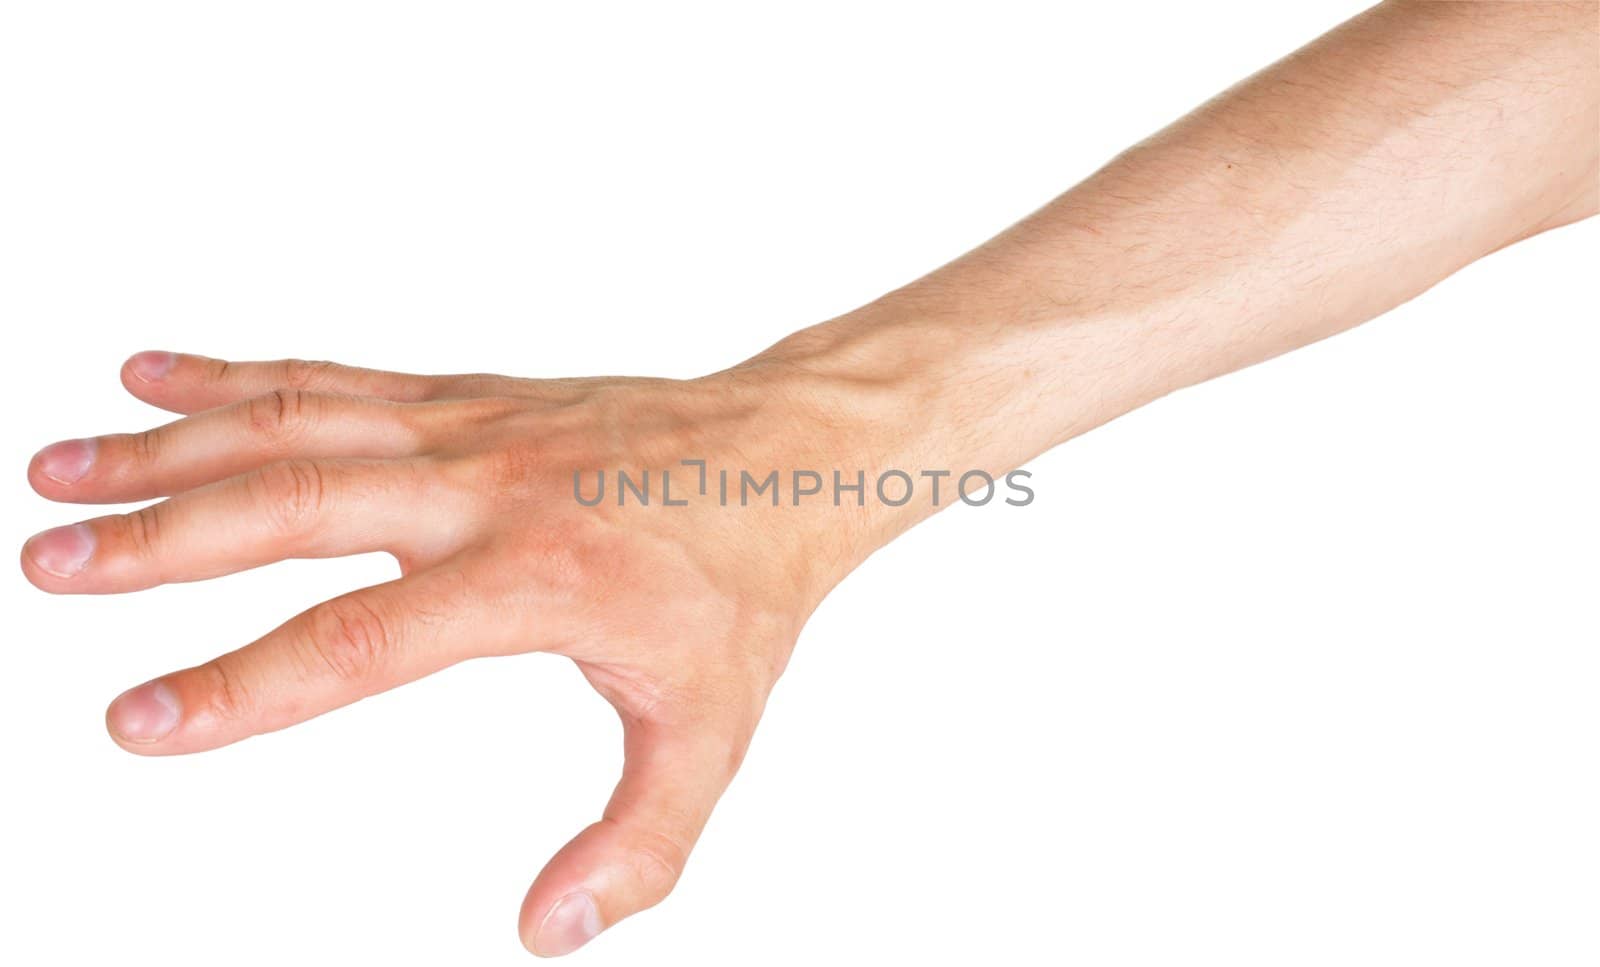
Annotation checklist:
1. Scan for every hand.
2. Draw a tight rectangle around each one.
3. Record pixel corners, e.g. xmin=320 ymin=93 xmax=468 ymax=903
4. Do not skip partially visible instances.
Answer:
xmin=22 ymin=350 xmax=877 ymax=956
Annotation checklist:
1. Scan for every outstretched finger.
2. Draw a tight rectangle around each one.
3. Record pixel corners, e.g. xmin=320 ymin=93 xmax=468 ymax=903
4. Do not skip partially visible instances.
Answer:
xmin=120 ymin=351 xmax=507 ymax=414
xmin=103 ymin=566 xmax=491 ymax=755
xmin=518 ymin=720 xmax=749 ymax=957
xmin=21 ymin=458 xmax=459 ymax=594
xmin=29 ymin=390 xmax=433 ymax=504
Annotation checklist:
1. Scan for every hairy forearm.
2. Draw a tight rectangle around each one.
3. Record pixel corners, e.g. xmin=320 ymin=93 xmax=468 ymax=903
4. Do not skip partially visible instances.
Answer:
xmin=753 ymin=0 xmax=1598 ymax=548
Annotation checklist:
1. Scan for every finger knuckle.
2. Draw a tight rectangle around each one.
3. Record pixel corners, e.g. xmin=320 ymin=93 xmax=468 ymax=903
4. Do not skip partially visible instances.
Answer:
xmin=129 ymin=427 xmax=163 ymax=469
xmin=246 ymin=389 xmax=317 ymax=442
xmin=304 ymin=596 xmax=396 ymax=682
xmin=282 ymin=358 xmax=337 ymax=391
xmin=432 ymin=373 xmax=509 ymax=400
xmin=199 ymin=655 xmax=253 ymax=723
xmin=388 ymin=403 xmax=439 ymax=452
xmin=254 ymin=459 xmax=329 ymax=535
xmin=625 ymin=825 xmax=691 ymax=900
xmin=123 ymin=503 xmax=166 ymax=559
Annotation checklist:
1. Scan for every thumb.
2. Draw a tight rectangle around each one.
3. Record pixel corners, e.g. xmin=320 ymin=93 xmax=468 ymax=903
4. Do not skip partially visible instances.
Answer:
xmin=518 ymin=721 xmax=744 ymax=957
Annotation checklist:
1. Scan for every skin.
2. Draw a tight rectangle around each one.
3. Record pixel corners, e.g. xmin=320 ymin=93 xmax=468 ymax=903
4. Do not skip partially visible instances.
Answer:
xmin=20 ymin=0 xmax=1598 ymax=957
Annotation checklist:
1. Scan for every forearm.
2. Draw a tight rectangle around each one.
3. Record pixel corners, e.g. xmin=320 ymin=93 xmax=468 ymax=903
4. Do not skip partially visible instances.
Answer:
xmin=754 ymin=0 xmax=1598 ymax=547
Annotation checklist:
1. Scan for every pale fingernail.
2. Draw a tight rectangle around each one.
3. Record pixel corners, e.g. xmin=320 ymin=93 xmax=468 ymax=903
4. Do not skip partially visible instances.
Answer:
xmin=127 ymin=351 xmax=177 ymax=383
xmin=25 ymin=523 xmax=96 ymax=578
xmin=107 ymin=680 xmax=181 ymax=744
xmin=34 ymin=438 xmax=97 ymax=485
xmin=535 ymin=892 xmax=603 ymax=957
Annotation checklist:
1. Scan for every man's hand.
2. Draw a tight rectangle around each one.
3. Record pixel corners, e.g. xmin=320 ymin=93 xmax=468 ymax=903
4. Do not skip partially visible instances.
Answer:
xmin=24 ymin=351 xmax=878 ymax=956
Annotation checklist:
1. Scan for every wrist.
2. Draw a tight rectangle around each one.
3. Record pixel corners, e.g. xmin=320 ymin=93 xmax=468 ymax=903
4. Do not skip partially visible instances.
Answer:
xmin=748 ymin=285 xmax=1153 ymax=478
xmin=728 ymin=295 xmax=1086 ymax=556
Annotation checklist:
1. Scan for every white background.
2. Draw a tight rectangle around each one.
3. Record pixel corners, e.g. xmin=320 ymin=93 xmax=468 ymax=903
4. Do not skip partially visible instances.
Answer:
xmin=2 ymin=2 xmax=1596 ymax=964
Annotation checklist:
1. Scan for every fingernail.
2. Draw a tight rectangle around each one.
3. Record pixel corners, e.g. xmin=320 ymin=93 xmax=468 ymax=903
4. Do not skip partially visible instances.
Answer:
xmin=107 ymin=680 xmax=181 ymax=744
xmin=536 ymin=892 xmax=603 ymax=957
xmin=127 ymin=351 xmax=177 ymax=383
xmin=34 ymin=438 xmax=97 ymax=485
xmin=25 ymin=523 xmax=96 ymax=578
